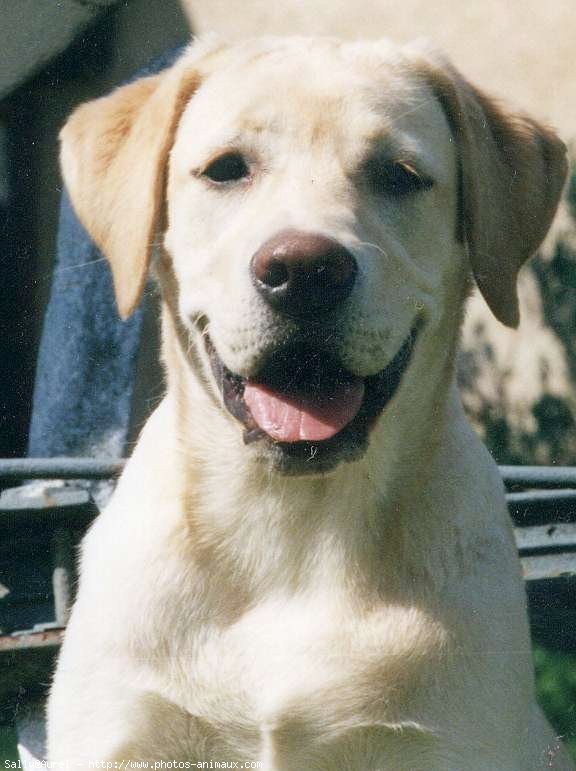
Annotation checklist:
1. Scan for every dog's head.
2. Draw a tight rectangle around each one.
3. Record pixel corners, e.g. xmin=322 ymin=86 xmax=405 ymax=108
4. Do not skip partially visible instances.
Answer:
xmin=60 ymin=37 xmax=567 ymax=474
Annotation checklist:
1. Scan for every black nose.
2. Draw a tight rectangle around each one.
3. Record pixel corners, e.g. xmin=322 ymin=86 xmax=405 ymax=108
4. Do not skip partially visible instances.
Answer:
xmin=250 ymin=229 xmax=357 ymax=318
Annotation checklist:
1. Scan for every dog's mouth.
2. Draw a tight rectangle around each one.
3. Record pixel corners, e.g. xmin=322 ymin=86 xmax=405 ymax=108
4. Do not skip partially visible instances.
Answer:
xmin=205 ymin=321 xmax=422 ymax=454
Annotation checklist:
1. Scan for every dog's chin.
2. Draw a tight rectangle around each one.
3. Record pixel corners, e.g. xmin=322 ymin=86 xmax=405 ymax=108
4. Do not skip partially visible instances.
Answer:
xmin=204 ymin=321 xmax=422 ymax=476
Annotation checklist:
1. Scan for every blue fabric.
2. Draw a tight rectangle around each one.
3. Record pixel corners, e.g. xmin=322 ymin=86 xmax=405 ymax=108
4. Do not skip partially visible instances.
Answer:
xmin=28 ymin=45 xmax=184 ymax=459
xmin=28 ymin=193 xmax=143 ymax=458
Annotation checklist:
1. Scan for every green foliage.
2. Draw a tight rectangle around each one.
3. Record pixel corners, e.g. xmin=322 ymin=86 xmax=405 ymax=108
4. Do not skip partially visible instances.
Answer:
xmin=568 ymin=163 xmax=576 ymax=222
xmin=0 ymin=726 xmax=18 ymax=762
xmin=535 ymin=644 xmax=576 ymax=758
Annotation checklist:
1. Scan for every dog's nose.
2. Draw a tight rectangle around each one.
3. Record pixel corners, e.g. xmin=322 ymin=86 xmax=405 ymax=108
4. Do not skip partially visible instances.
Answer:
xmin=250 ymin=230 xmax=357 ymax=318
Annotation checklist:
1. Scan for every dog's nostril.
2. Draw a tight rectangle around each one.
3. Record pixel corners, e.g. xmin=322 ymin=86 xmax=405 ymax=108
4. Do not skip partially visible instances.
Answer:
xmin=261 ymin=259 xmax=290 ymax=289
xmin=251 ymin=229 xmax=357 ymax=319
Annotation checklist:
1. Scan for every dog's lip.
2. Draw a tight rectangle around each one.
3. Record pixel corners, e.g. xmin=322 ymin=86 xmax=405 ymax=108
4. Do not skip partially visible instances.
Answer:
xmin=204 ymin=321 xmax=422 ymax=447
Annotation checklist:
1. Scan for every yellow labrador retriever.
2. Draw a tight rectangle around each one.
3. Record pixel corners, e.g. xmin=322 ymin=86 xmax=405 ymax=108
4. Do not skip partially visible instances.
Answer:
xmin=47 ymin=36 xmax=571 ymax=769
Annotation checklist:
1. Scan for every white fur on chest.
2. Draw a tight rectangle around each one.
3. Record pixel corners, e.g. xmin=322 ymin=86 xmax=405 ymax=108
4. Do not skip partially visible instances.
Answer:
xmin=202 ymin=594 xmax=352 ymax=711
xmin=193 ymin=593 xmax=367 ymax=719
xmin=156 ymin=587 xmax=447 ymax=762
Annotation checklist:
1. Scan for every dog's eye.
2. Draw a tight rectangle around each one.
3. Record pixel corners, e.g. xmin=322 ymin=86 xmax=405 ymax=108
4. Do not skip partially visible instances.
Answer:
xmin=202 ymin=153 xmax=250 ymax=183
xmin=365 ymin=158 xmax=433 ymax=198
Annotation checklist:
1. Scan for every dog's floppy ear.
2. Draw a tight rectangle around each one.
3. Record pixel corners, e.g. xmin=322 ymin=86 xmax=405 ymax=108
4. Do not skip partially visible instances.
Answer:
xmin=419 ymin=56 xmax=567 ymax=328
xmin=60 ymin=62 xmax=200 ymax=318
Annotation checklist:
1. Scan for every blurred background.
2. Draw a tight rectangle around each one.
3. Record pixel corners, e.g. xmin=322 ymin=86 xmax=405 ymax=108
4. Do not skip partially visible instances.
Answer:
xmin=1 ymin=0 xmax=575 ymax=760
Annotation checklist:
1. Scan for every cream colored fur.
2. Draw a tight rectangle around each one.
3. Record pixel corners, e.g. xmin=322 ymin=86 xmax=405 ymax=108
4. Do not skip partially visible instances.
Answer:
xmin=47 ymin=37 xmax=571 ymax=769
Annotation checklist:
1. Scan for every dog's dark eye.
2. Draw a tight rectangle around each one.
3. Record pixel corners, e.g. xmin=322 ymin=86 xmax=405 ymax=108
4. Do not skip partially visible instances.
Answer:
xmin=365 ymin=158 xmax=433 ymax=198
xmin=202 ymin=152 xmax=250 ymax=183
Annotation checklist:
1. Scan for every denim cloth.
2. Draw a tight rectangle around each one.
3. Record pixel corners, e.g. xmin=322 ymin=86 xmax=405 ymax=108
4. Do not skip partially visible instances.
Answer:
xmin=28 ymin=45 xmax=184 ymax=460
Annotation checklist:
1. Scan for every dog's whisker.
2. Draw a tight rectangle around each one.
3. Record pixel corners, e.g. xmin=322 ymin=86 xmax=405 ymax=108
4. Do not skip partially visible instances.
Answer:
xmin=356 ymin=240 xmax=390 ymax=259
xmin=33 ymin=256 xmax=111 ymax=288
xmin=358 ymin=239 xmax=434 ymax=296
xmin=62 ymin=256 xmax=108 ymax=271
xmin=391 ymin=95 xmax=443 ymax=123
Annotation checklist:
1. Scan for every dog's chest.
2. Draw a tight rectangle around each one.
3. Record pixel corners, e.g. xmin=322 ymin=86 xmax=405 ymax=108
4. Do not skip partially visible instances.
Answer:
xmin=174 ymin=592 xmax=445 ymax=764
xmin=196 ymin=595 xmax=368 ymax=713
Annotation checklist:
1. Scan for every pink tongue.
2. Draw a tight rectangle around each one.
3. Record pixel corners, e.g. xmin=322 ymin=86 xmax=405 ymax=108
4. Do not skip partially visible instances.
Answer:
xmin=244 ymin=380 xmax=365 ymax=443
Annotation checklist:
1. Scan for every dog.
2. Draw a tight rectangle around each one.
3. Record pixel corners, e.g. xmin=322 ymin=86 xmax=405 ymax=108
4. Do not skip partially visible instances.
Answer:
xmin=47 ymin=36 xmax=571 ymax=769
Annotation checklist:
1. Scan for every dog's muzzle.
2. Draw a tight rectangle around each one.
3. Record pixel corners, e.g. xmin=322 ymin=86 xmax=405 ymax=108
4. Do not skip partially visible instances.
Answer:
xmin=203 ymin=229 xmax=422 ymax=470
